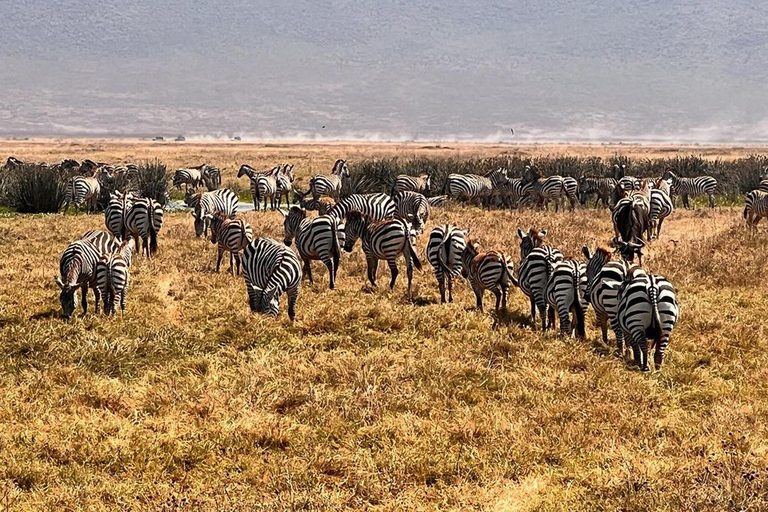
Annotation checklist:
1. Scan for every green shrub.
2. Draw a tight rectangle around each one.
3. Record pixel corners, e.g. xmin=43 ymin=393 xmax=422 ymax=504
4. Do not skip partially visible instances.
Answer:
xmin=135 ymin=159 xmax=169 ymax=205
xmin=0 ymin=164 xmax=67 ymax=213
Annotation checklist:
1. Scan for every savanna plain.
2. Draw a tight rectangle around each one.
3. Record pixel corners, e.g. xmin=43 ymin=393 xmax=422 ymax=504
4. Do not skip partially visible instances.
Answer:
xmin=1 ymin=141 xmax=768 ymax=511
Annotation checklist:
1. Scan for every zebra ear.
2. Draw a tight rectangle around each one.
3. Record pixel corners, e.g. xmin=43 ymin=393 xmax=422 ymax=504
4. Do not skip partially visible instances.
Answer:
xmin=582 ymin=245 xmax=591 ymax=260
xmin=539 ymin=229 xmax=547 ymax=238
xmin=55 ymin=277 xmax=65 ymax=289
xmin=516 ymin=228 xmax=525 ymax=240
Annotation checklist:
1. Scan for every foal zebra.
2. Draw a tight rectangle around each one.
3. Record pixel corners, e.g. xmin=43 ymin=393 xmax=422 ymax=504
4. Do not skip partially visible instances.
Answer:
xmin=582 ymin=246 xmax=630 ymax=355
xmin=744 ymin=190 xmax=768 ymax=235
xmin=545 ymin=258 xmax=588 ymax=338
xmin=105 ymin=191 xmax=135 ymax=240
xmin=57 ymin=239 xmax=102 ymax=318
xmin=664 ymin=171 xmax=717 ymax=208
xmin=306 ymin=159 xmax=350 ymax=201
xmin=282 ymin=207 xmax=342 ymax=289
xmin=95 ymin=239 xmax=135 ymax=316
xmin=343 ymin=212 xmax=422 ymax=299
xmin=191 ymin=189 xmax=239 ymax=237
xmin=209 ymin=213 xmax=253 ymax=274
xmin=242 ymin=237 xmax=302 ymax=321
xmin=126 ymin=198 xmax=164 ymax=259
xmin=392 ymin=174 xmax=431 ymax=195
xmin=328 ymin=193 xmax=396 ymax=222
xmin=578 ymin=176 xmax=617 ymax=208
xmin=461 ymin=240 xmax=516 ymax=312
xmin=618 ymin=267 xmax=679 ymax=372
xmin=427 ymin=225 xmax=467 ymax=303
xmin=394 ymin=191 xmax=430 ymax=235
xmin=517 ymin=228 xmax=564 ymax=330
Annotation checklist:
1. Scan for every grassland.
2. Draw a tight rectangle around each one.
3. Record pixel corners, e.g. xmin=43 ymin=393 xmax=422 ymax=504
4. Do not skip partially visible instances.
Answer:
xmin=0 ymin=141 xmax=767 ymax=510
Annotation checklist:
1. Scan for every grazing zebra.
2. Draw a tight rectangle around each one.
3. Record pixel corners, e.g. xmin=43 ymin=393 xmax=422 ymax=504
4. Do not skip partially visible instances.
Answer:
xmin=201 ymin=165 xmax=222 ymax=191
xmin=95 ymin=239 xmax=134 ymax=316
xmin=517 ymin=228 xmax=564 ymax=329
xmin=328 ymin=193 xmax=396 ymax=222
xmin=238 ymin=164 xmax=273 ymax=210
xmin=582 ymin=246 xmax=631 ymax=355
xmin=191 ymin=189 xmax=239 ymax=237
xmin=126 ymin=197 xmax=164 ymax=259
xmin=611 ymin=183 xmax=652 ymax=255
xmin=255 ymin=166 xmax=282 ymax=211
xmin=274 ymin=164 xmax=295 ymax=209
xmin=521 ymin=167 xmax=569 ymax=211
xmin=427 ymin=225 xmax=467 ymax=303
xmin=209 ymin=212 xmax=253 ymax=274
xmin=618 ymin=267 xmax=679 ymax=372
xmin=105 ymin=191 xmax=135 ymax=240
xmin=391 ymin=174 xmax=431 ymax=195
xmin=394 ymin=191 xmax=430 ymax=235
xmin=444 ymin=169 xmax=506 ymax=206
xmin=306 ymin=159 xmax=350 ymax=201
xmin=744 ymin=190 xmax=768 ymax=235
xmin=172 ymin=168 xmax=204 ymax=191
xmin=497 ymin=178 xmax=531 ymax=208
xmin=56 ymin=239 xmax=102 ymax=318
xmin=578 ymin=176 xmax=617 ymax=208
xmin=650 ymin=186 xmax=674 ymax=239
xmin=561 ymin=176 xmax=579 ymax=211
xmin=62 ymin=169 xmax=107 ymax=213
xmin=343 ymin=211 xmax=422 ymax=299
xmin=545 ymin=258 xmax=588 ymax=338
xmin=242 ymin=237 xmax=302 ymax=321
xmin=664 ymin=171 xmax=717 ymax=208
xmin=81 ymin=229 xmax=122 ymax=255
xmin=282 ymin=207 xmax=341 ymax=289
xmin=461 ymin=239 xmax=516 ymax=312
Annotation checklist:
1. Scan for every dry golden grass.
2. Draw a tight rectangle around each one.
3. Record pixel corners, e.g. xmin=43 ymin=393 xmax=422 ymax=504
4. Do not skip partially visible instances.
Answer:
xmin=1 ymin=143 xmax=768 ymax=510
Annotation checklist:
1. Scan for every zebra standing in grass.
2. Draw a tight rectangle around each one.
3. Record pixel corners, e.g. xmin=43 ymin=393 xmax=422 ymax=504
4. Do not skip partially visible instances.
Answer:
xmin=650 ymin=179 xmax=674 ymax=239
xmin=426 ymin=195 xmax=449 ymax=208
xmin=62 ymin=168 xmax=107 ymax=213
xmin=618 ymin=267 xmax=679 ymax=372
xmin=56 ymin=238 xmax=102 ymax=318
xmin=343 ymin=211 xmax=422 ymax=299
xmin=238 ymin=164 xmax=274 ymax=210
xmin=105 ymin=191 xmax=135 ymax=240
xmin=521 ymin=167 xmax=568 ymax=211
xmin=427 ymin=225 xmax=467 ymax=304
xmin=201 ymin=165 xmax=222 ymax=191
xmin=95 ymin=239 xmax=135 ymax=316
xmin=191 ymin=188 xmax=239 ymax=237
xmin=275 ymin=164 xmax=295 ymax=209
xmin=517 ymin=228 xmax=564 ymax=330
xmin=663 ymin=170 xmax=717 ymax=208
xmin=209 ymin=212 xmax=253 ymax=275
xmin=461 ymin=239 xmax=516 ymax=312
xmin=497 ymin=177 xmax=531 ymax=208
xmin=391 ymin=173 xmax=431 ymax=195
xmin=255 ymin=166 xmax=282 ymax=211
xmin=578 ymin=176 xmax=617 ymax=208
xmin=394 ymin=191 xmax=430 ymax=235
xmin=282 ymin=207 xmax=342 ymax=289
xmin=612 ymin=182 xmax=652 ymax=256
xmin=443 ymin=169 xmax=506 ymax=206
xmin=81 ymin=229 xmax=122 ymax=255
xmin=546 ymin=258 xmax=588 ymax=338
xmin=744 ymin=190 xmax=768 ymax=235
xmin=561 ymin=176 xmax=579 ymax=211
xmin=328 ymin=193 xmax=396 ymax=222
xmin=126 ymin=197 xmax=164 ymax=259
xmin=242 ymin=237 xmax=302 ymax=321
xmin=173 ymin=168 xmax=204 ymax=191
xmin=306 ymin=159 xmax=350 ymax=201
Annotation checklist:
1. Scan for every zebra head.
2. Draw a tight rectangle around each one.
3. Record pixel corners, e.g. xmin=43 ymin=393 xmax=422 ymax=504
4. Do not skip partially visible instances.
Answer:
xmin=282 ymin=164 xmax=295 ymax=183
xmin=282 ymin=207 xmax=306 ymax=246
xmin=248 ymin=285 xmax=279 ymax=316
xmin=192 ymin=210 xmax=212 ymax=238
xmin=55 ymin=277 xmax=77 ymax=319
xmin=460 ymin=239 xmax=480 ymax=278
xmin=333 ymin=159 xmax=350 ymax=178
xmin=343 ymin=211 xmax=367 ymax=252
xmin=612 ymin=237 xmax=645 ymax=265
xmin=237 ymin=164 xmax=254 ymax=179
xmin=517 ymin=228 xmax=547 ymax=260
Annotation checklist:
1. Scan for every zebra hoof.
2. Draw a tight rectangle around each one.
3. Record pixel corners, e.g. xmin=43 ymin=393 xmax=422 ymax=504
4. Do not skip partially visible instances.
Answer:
xmin=640 ymin=366 xmax=651 ymax=373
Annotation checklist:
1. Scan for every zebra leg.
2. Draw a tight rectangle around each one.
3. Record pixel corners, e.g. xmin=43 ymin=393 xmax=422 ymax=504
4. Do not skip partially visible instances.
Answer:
xmin=366 ymin=257 xmax=379 ymax=288
xmin=654 ymin=334 xmax=670 ymax=370
xmin=387 ymin=259 xmax=399 ymax=290
xmin=708 ymin=193 xmax=715 ymax=208
xmin=558 ymin=305 xmax=571 ymax=337
xmin=321 ymin=255 xmax=335 ymax=289
xmin=529 ymin=295 xmax=537 ymax=327
xmin=635 ymin=332 xmax=650 ymax=372
xmin=229 ymin=252 xmax=236 ymax=275
xmin=234 ymin=252 xmax=242 ymax=276
xmin=491 ymin=287 xmax=502 ymax=311
xmin=215 ymin=247 xmax=224 ymax=273
xmin=287 ymin=288 xmax=298 ymax=322
xmin=596 ymin=312 xmax=609 ymax=345
xmin=437 ymin=271 xmax=446 ymax=304
xmin=683 ymin=194 xmax=690 ymax=209
xmin=447 ymin=275 xmax=454 ymax=303
xmin=501 ymin=284 xmax=508 ymax=310
xmin=472 ymin=283 xmax=484 ymax=311
xmin=609 ymin=316 xmax=624 ymax=356
xmin=119 ymin=289 xmax=126 ymax=317
xmin=303 ymin=258 xmax=314 ymax=285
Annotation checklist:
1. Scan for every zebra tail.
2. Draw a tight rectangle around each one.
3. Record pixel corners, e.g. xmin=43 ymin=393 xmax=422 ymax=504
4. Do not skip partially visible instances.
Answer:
xmin=435 ymin=228 xmax=453 ymax=276
xmin=329 ymin=217 xmax=341 ymax=267
xmin=743 ymin=203 xmax=749 ymax=219
xmin=649 ymin=275 xmax=663 ymax=347
xmin=406 ymin=233 xmax=423 ymax=271
xmin=148 ymin=207 xmax=158 ymax=256
xmin=571 ymin=264 xmax=586 ymax=337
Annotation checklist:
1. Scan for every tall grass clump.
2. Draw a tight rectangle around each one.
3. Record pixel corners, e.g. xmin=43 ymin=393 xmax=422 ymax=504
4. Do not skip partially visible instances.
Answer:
xmin=135 ymin=159 xmax=169 ymax=205
xmin=0 ymin=164 xmax=67 ymax=213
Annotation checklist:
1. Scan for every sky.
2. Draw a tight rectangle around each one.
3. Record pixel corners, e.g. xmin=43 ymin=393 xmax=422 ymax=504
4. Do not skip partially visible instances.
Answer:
xmin=1 ymin=0 xmax=767 ymax=142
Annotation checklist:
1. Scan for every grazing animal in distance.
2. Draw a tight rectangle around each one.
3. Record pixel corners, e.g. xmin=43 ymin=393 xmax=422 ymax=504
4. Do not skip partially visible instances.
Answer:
xmin=281 ymin=207 xmax=341 ymax=289
xmin=255 ymin=166 xmax=282 ymax=211
xmin=209 ymin=212 xmax=253 ymax=275
xmin=393 ymin=190 xmax=430 ymax=235
xmin=305 ymin=159 xmax=350 ymax=202
xmin=56 ymin=239 xmax=102 ymax=318
xmin=327 ymin=193 xmax=396 ymax=222
xmin=242 ymin=237 xmax=302 ymax=321
xmin=546 ymin=258 xmax=588 ymax=338
xmin=173 ymin=168 xmax=204 ymax=191
xmin=744 ymin=189 xmax=768 ymax=235
xmin=461 ymin=239 xmax=516 ymax=312
xmin=663 ymin=170 xmax=717 ymax=208
xmin=444 ymin=169 xmax=506 ymax=207
xmin=578 ymin=176 xmax=617 ymax=208
xmin=238 ymin=164 xmax=274 ymax=210
xmin=650 ymin=178 xmax=674 ymax=239
xmin=105 ymin=191 xmax=135 ymax=240
xmin=274 ymin=164 xmax=295 ymax=209
xmin=391 ymin=173 xmax=431 ymax=195
xmin=62 ymin=168 xmax=108 ymax=213
xmin=427 ymin=225 xmax=467 ymax=303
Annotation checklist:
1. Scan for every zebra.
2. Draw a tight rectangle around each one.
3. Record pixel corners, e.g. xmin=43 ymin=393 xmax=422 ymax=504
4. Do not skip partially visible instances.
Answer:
xmin=305 ymin=159 xmax=350 ymax=201
xmin=443 ymin=169 xmax=506 ymax=206
xmin=172 ymin=168 xmax=204 ymax=191
xmin=80 ymin=229 xmax=122 ymax=255
xmin=611 ymin=182 xmax=652 ymax=255
xmin=242 ymin=237 xmax=302 ymax=321
xmin=274 ymin=164 xmax=295 ymax=209
xmin=238 ymin=164 xmax=273 ymax=210
xmin=521 ymin=167 xmax=568 ymax=211
xmin=327 ymin=193 xmax=396 ymax=222
xmin=62 ymin=168 xmax=108 ymax=213
xmin=460 ymin=239 xmax=516 ymax=312
xmin=56 ymin=238 xmax=102 ymax=318
xmin=391 ymin=173 xmax=431 ymax=195
xmin=253 ymin=166 xmax=282 ymax=211
xmin=497 ymin=178 xmax=531 ymax=208
xmin=759 ymin=170 xmax=768 ymax=193
xmin=426 ymin=195 xmax=449 ymax=208
xmin=426 ymin=225 xmax=467 ymax=304
xmin=545 ymin=258 xmax=588 ymax=338
xmin=201 ymin=165 xmax=222 ymax=191
xmin=618 ymin=267 xmax=679 ymax=372
xmin=649 ymin=185 xmax=674 ymax=240
xmin=95 ymin=239 xmax=135 ymax=316
xmin=663 ymin=170 xmax=717 ymax=208
xmin=394 ymin=191 xmax=430 ymax=235
xmin=517 ymin=228 xmax=564 ymax=329
xmin=190 ymin=189 xmax=239 ymax=237
xmin=343 ymin=211 xmax=422 ymax=299
xmin=125 ymin=197 xmax=164 ymax=259
xmin=582 ymin=245 xmax=630 ymax=354
xmin=744 ymin=190 xmax=768 ymax=235
xmin=578 ymin=176 xmax=617 ymax=208
xmin=209 ymin=212 xmax=253 ymax=274
xmin=281 ymin=207 xmax=342 ymax=289
xmin=105 ymin=191 xmax=135 ymax=240
xmin=561 ymin=176 xmax=579 ymax=210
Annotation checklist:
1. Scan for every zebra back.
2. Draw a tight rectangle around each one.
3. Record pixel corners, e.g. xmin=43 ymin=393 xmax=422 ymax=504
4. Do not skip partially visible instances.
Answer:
xmin=328 ymin=193 xmax=396 ymax=222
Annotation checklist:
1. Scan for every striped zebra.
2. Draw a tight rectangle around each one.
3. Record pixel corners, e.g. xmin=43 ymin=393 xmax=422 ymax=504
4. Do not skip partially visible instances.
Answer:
xmin=618 ymin=267 xmax=679 ymax=372
xmin=209 ymin=212 xmax=253 ymax=274
xmin=328 ymin=193 xmax=396 ymax=222
xmin=255 ymin=166 xmax=282 ymax=211
xmin=443 ymin=169 xmax=506 ymax=206
xmin=664 ymin=171 xmax=717 ymax=208
xmin=561 ymin=176 xmax=579 ymax=211
xmin=238 ymin=164 xmax=273 ymax=210
xmin=426 ymin=195 xmax=449 ymax=208
xmin=582 ymin=246 xmax=631 ymax=355
xmin=242 ymin=237 xmax=302 ymax=321
xmin=744 ymin=190 xmax=768 ymax=235
xmin=612 ymin=183 xmax=652 ymax=254
xmin=282 ymin=207 xmax=341 ymax=289
xmin=461 ymin=239 xmax=516 ymax=312
xmin=62 ymin=168 xmax=107 ymax=213
xmin=105 ymin=191 xmax=135 ymax=240
xmin=343 ymin=211 xmax=422 ymax=299
xmin=650 ymin=186 xmax=674 ymax=240
xmin=191 ymin=189 xmax=239 ymax=237
xmin=274 ymin=164 xmax=295 ymax=209
xmin=426 ymin=225 xmax=467 ymax=303
xmin=56 ymin=238 xmax=102 ymax=318
xmin=391 ymin=174 xmax=431 ymax=195
xmin=81 ymin=229 xmax=122 ymax=255
xmin=545 ymin=258 xmax=588 ymax=338
xmin=95 ymin=239 xmax=135 ymax=316
xmin=126 ymin=197 xmax=164 ymax=259
xmin=202 ymin=165 xmax=222 ymax=191
xmin=521 ymin=167 xmax=569 ymax=211
xmin=306 ymin=159 xmax=350 ymax=201
xmin=517 ymin=228 xmax=564 ymax=329
xmin=172 ymin=168 xmax=204 ymax=191
xmin=394 ymin=191 xmax=430 ymax=235
xmin=498 ymin=178 xmax=531 ymax=208
xmin=578 ymin=176 xmax=617 ymax=208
